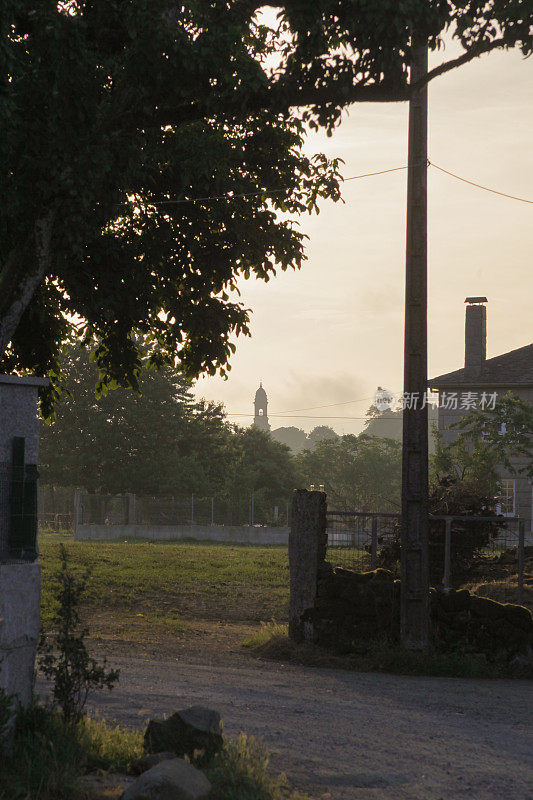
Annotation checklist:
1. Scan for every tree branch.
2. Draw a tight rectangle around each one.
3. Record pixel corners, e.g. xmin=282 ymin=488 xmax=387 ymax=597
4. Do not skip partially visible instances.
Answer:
xmin=412 ymin=36 xmax=513 ymax=92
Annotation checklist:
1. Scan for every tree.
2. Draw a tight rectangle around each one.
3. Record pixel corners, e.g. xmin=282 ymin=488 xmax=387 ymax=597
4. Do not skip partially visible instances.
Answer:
xmin=297 ymin=433 xmax=401 ymax=511
xmin=306 ymin=425 xmax=339 ymax=448
xmin=271 ymin=426 xmax=309 ymax=454
xmin=223 ymin=426 xmax=299 ymax=517
xmin=39 ymin=346 xmax=233 ymax=495
xmin=432 ymin=393 xmax=533 ymax=491
xmin=2 ymin=2 xmax=531 ymax=409
xmin=364 ymin=395 xmax=438 ymax=452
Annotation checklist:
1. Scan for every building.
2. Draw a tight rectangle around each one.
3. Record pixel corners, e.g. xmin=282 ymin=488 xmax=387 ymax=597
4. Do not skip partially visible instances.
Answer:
xmin=253 ymin=382 xmax=270 ymax=431
xmin=429 ymin=298 xmax=533 ymax=528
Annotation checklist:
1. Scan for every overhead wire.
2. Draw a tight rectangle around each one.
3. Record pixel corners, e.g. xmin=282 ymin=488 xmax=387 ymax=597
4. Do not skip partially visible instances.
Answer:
xmin=118 ymin=159 xmax=533 ymax=207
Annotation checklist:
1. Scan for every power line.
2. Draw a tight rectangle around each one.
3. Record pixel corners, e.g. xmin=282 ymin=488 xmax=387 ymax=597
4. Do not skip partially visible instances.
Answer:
xmin=116 ymin=159 xmax=532 ymax=207
xmin=429 ymin=160 xmax=533 ymax=205
xmin=270 ymin=395 xmax=377 ymax=414
xmin=226 ymin=413 xmax=400 ymax=420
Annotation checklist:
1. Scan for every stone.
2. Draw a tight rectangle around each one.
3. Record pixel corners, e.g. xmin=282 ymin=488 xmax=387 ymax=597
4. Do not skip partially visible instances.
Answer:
xmin=144 ymin=707 xmax=223 ymax=760
xmin=435 ymin=588 xmax=471 ymax=613
xmin=502 ymin=603 xmax=533 ymax=633
xmin=122 ymin=758 xmax=211 ymax=800
xmin=469 ymin=594 xmax=506 ymax=621
xmin=131 ymin=752 xmax=177 ymax=776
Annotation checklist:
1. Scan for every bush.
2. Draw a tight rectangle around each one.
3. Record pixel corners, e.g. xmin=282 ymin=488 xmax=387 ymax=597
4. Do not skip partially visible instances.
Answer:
xmin=378 ymin=478 xmax=506 ymax=585
xmin=38 ymin=544 xmax=119 ymax=722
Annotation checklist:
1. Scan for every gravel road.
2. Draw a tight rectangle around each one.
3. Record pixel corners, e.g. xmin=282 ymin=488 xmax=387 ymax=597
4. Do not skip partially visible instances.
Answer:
xmin=65 ymin=656 xmax=533 ymax=800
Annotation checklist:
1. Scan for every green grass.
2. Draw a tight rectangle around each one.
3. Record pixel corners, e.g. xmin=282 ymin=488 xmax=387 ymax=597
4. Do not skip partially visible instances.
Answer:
xmin=78 ymin=715 xmax=144 ymax=773
xmin=242 ymin=620 xmax=289 ymax=648
xmin=243 ymin=626 xmax=505 ymax=678
xmin=39 ymin=537 xmax=290 ymax=636
xmin=206 ymin=734 xmax=312 ymax=800
xmin=2 ymin=703 xmax=311 ymax=800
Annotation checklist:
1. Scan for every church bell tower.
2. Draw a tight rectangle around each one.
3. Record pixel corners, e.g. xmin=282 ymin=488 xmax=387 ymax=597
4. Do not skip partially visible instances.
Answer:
xmin=253 ymin=382 xmax=270 ymax=431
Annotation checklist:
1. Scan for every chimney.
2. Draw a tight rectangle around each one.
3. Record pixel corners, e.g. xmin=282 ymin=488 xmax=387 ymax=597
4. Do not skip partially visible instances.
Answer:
xmin=464 ymin=297 xmax=487 ymax=372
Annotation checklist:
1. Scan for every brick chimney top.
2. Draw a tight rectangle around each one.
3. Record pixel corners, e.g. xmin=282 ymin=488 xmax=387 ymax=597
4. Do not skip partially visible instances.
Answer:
xmin=464 ymin=297 xmax=487 ymax=373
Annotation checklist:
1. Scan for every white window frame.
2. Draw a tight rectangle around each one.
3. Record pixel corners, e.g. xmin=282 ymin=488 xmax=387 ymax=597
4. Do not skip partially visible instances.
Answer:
xmin=496 ymin=479 xmax=515 ymax=517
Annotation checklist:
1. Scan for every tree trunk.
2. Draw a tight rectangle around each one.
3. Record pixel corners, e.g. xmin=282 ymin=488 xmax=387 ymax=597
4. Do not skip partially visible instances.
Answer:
xmin=0 ymin=211 xmax=55 ymax=356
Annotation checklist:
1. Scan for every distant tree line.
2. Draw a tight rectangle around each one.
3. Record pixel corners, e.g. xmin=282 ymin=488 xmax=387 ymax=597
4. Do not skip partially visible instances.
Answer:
xmin=39 ymin=347 xmax=299 ymax=522
xmin=42 ymin=347 xmax=530 ymax=519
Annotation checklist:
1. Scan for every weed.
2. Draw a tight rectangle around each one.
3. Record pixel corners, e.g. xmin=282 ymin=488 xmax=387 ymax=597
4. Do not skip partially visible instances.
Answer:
xmin=38 ymin=544 xmax=120 ymax=722
xmin=242 ymin=620 xmax=288 ymax=648
xmin=206 ymin=734 xmax=311 ymax=800
xmin=0 ymin=688 xmax=13 ymax=755
xmin=243 ymin=625 xmax=504 ymax=678
xmin=77 ymin=714 xmax=143 ymax=773
xmin=0 ymin=704 xmax=86 ymax=800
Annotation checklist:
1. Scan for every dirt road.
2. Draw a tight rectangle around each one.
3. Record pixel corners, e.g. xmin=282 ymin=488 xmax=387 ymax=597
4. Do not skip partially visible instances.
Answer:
xmin=71 ymin=655 xmax=532 ymax=800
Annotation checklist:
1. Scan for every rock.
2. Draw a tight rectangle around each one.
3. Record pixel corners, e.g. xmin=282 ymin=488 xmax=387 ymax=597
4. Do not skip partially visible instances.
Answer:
xmin=499 ymin=549 xmax=517 ymax=565
xmin=469 ymin=595 xmax=506 ymax=621
xmin=144 ymin=707 xmax=223 ymax=761
xmin=435 ymin=588 xmax=471 ymax=614
xmin=131 ymin=752 xmax=177 ymax=775
xmin=122 ymin=759 xmax=211 ymax=800
xmin=502 ymin=603 xmax=533 ymax=633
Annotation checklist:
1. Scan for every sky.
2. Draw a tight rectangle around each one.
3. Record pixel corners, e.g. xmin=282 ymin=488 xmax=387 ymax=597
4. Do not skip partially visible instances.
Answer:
xmin=194 ymin=40 xmax=533 ymax=436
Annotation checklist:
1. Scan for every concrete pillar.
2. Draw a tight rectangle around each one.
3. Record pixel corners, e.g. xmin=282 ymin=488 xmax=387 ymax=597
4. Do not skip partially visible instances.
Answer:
xmin=289 ymin=490 xmax=327 ymax=642
xmin=0 ymin=373 xmax=47 ymax=708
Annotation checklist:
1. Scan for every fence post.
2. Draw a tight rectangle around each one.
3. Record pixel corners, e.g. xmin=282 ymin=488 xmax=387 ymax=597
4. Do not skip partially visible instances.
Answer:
xmin=371 ymin=516 xmax=378 ymax=569
xmin=251 ymin=492 xmax=254 ymax=526
xmin=517 ymin=519 xmax=525 ymax=606
xmin=125 ymin=493 xmax=136 ymax=525
xmin=191 ymin=493 xmax=194 ymax=525
xmin=73 ymin=489 xmax=82 ymax=536
xmin=443 ymin=517 xmax=452 ymax=590
xmin=211 ymin=497 xmax=214 ymax=526
xmin=289 ymin=490 xmax=327 ymax=642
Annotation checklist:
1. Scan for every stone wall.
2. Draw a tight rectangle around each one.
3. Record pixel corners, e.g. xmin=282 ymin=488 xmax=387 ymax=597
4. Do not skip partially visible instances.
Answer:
xmin=299 ymin=564 xmax=533 ymax=665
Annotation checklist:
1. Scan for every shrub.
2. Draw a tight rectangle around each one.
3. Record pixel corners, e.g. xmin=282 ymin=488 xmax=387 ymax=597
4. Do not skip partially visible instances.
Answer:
xmin=38 ymin=544 xmax=119 ymax=722
xmin=378 ymin=478 xmax=506 ymax=585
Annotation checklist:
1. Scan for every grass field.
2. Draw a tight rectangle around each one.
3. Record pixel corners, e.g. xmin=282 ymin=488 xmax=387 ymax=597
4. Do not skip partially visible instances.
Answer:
xmin=39 ymin=533 xmax=289 ymax=656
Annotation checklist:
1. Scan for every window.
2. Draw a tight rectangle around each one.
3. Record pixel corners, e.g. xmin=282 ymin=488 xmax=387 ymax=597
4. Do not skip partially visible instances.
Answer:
xmin=497 ymin=479 xmax=515 ymax=516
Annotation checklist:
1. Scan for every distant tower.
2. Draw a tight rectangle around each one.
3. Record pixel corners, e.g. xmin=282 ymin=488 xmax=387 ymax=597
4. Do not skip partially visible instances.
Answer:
xmin=253 ymin=382 xmax=270 ymax=431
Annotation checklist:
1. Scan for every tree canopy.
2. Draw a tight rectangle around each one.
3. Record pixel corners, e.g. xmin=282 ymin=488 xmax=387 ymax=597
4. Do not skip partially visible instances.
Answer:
xmin=39 ymin=345 xmax=298 ymax=508
xmin=296 ymin=433 xmax=402 ymax=511
xmin=2 ymin=1 xmax=531 ymax=411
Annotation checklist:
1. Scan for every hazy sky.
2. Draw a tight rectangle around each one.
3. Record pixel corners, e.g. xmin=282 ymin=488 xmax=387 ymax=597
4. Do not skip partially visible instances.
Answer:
xmin=195 ymin=43 xmax=533 ymax=435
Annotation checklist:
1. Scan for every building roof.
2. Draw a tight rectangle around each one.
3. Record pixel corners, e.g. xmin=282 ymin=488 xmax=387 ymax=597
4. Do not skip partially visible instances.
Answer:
xmin=429 ymin=343 xmax=533 ymax=389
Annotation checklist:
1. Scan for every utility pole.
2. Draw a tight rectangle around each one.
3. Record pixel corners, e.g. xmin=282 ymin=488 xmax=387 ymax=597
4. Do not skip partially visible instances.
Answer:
xmin=401 ymin=40 xmax=430 ymax=650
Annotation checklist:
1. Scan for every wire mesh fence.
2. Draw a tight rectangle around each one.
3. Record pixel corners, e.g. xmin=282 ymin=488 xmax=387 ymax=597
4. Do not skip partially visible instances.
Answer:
xmin=75 ymin=491 xmax=291 ymax=528
xmin=326 ymin=510 xmax=531 ymax=602
xmin=326 ymin=511 xmax=400 ymax=572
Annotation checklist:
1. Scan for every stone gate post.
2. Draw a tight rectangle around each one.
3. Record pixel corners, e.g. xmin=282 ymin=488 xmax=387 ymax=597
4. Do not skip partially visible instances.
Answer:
xmin=289 ymin=489 xmax=327 ymax=642
xmin=0 ymin=374 xmax=48 ymax=708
